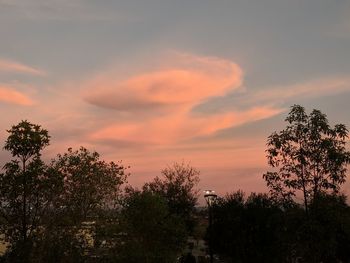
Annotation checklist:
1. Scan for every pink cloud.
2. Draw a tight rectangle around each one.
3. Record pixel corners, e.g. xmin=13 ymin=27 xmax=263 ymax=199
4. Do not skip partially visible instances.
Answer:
xmin=0 ymin=85 xmax=34 ymax=106
xmin=0 ymin=59 xmax=45 ymax=76
xmin=276 ymin=77 xmax=350 ymax=98
xmin=85 ymin=53 xmax=242 ymax=112
xmin=241 ymin=76 xmax=350 ymax=106
xmin=82 ymin=52 xmax=283 ymax=145
xmin=90 ymin=106 xmax=282 ymax=144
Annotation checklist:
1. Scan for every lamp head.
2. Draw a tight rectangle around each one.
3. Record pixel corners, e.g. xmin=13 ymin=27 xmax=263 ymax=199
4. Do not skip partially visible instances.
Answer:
xmin=204 ymin=189 xmax=217 ymax=206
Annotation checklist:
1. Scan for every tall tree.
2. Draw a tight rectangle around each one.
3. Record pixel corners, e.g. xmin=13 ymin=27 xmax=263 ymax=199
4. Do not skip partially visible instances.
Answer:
xmin=0 ymin=120 xmax=51 ymax=258
xmin=31 ymin=147 xmax=128 ymax=262
xmin=50 ymin=147 xmax=128 ymax=223
xmin=143 ymin=161 xmax=200 ymax=233
xmin=263 ymin=105 xmax=350 ymax=212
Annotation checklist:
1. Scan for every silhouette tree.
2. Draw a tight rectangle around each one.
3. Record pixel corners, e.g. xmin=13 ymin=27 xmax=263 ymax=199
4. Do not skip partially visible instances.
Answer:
xmin=111 ymin=189 xmax=187 ymax=263
xmin=50 ymin=147 xmax=127 ymax=223
xmin=211 ymin=191 xmax=285 ymax=263
xmin=0 ymin=120 xmax=52 ymax=260
xmin=27 ymin=147 xmax=128 ymax=262
xmin=144 ymin=161 xmax=200 ymax=233
xmin=263 ymin=105 xmax=350 ymax=213
xmin=210 ymin=191 xmax=245 ymax=262
xmin=282 ymin=193 xmax=350 ymax=263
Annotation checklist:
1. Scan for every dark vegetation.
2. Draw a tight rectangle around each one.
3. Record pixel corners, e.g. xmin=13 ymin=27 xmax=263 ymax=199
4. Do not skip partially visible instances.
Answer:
xmin=0 ymin=105 xmax=350 ymax=262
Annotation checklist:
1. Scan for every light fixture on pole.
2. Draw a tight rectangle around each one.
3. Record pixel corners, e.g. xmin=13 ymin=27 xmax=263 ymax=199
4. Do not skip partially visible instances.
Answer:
xmin=204 ymin=190 xmax=217 ymax=263
xmin=204 ymin=190 xmax=217 ymax=206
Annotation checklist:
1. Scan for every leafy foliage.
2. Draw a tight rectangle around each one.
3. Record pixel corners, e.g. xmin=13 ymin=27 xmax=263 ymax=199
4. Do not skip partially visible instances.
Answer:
xmin=50 ymin=147 xmax=127 ymax=222
xmin=211 ymin=190 xmax=350 ymax=263
xmin=144 ymin=161 xmax=200 ymax=233
xmin=0 ymin=121 xmax=52 ymax=260
xmin=211 ymin=191 xmax=285 ymax=263
xmin=1 ymin=108 xmax=349 ymax=263
xmin=4 ymin=120 xmax=49 ymax=161
xmin=30 ymin=147 xmax=129 ymax=262
xmin=292 ymin=194 xmax=350 ymax=263
xmin=263 ymin=105 xmax=350 ymax=211
xmin=0 ymin=122 xmax=128 ymax=262
xmin=110 ymin=189 xmax=187 ymax=263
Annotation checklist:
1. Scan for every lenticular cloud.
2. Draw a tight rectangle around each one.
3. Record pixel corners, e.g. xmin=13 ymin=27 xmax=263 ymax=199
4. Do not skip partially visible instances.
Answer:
xmin=83 ymin=52 xmax=280 ymax=144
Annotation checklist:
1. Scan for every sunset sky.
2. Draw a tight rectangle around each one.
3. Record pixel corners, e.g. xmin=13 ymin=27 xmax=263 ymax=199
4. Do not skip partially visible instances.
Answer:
xmin=1 ymin=0 xmax=350 ymax=199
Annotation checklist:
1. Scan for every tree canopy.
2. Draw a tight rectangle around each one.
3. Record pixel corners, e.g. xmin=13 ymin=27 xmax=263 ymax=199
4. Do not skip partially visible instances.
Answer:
xmin=1 ymin=108 xmax=350 ymax=263
xmin=111 ymin=189 xmax=187 ymax=263
xmin=4 ymin=120 xmax=50 ymax=161
xmin=50 ymin=147 xmax=127 ymax=222
xmin=0 ymin=121 xmax=52 ymax=260
xmin=144 ymin=161 xmax=200 ymax=233
xmin=263 ymin=105 xmax=350 ymax=211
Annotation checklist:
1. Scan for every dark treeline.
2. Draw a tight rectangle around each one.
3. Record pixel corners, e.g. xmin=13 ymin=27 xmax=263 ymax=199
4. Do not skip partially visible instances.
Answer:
xmin=0 ymin=104 xmax=350 ymax=263
xmin=211 ymin=105 xmax=350 ymax=263
xmin=0 ymin=121 xmax=199 ymax=262
xmin=211 ymin=191 xmax=350 ymax=263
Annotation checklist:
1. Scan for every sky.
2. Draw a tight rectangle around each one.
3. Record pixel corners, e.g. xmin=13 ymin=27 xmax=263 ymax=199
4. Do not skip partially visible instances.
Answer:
xmin=1 ymin=0 xmax=350 ymax=199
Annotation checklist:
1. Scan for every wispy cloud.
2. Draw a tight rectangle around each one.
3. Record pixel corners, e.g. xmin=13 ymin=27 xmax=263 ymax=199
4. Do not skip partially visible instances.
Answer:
xmin=0 ymin=85 xmax=34 ymax=106
xmin=231 ymin=76 xmax=350 ymax=109
xmin=89 ymin=107 xmax=281 ymax=145
xmin=264 ymin=77 xmax=350 ymax=99
xmin=0 ymin=59 xmax=45 ymax=76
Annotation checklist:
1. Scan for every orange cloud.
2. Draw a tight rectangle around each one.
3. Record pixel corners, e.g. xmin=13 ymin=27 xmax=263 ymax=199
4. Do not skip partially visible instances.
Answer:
xmin=83 ymin=52 xmax=283 ymax=145
xmin=0 ymin=85 xmax=34 ymax=106
xmin=90 ymin=106 xmax=282 ymax=144
xmin=85 ymin=53 xmax=242 ymax=112
xmin=0 ymin=59 xmax=45 ymax=75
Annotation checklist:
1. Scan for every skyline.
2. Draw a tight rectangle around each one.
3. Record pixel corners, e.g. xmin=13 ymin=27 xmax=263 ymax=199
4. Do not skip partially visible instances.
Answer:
xmin=1 ymin=0 xmax=350 ymax=198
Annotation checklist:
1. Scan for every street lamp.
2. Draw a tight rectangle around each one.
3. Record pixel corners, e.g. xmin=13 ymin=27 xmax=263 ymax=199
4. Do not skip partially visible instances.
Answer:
xmin=204 ymin=190 xmax=217 ymax=263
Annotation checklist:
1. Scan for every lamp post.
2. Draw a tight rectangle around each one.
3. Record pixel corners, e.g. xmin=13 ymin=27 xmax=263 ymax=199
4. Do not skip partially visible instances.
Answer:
xmin=204 ymin=190 xmax=217 ymax=263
